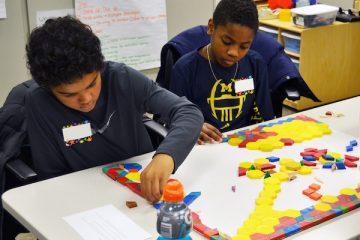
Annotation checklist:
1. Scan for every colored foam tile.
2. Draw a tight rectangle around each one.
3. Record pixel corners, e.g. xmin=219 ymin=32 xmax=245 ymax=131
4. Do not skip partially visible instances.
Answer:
xmin=304 ymin=147 xmax=318 ymax=152
xmin=125 ymin=201 xmax=138 ymax=208
xmin=245 ymin=141 xmax=260 ymax=150
xmin=303 ymin=155 xmax=316 ymax=161
xmin=259 ymin=142 xmax=277 ymax=152
xmin=309 ymin=183 xmax=321 ymax=191
xmin=123 ymin=163 xmax=142 ymax=170
xmin=314 ymin=203 xmax=332 ymax=212
xmin=350 ymin=140 xmax=358 ymax=147
xmin=239 ymin=161 xmax=253 ymax=169
xmin=247 ymin=170 xmax=265 ymax=179
xmin=340 ymin=188 xmax=357 ymax=195
xmin=309 ymin=192 xmax=322 ymax=201
xmin=248 ymin=233 xmax=269 ymax=240
xmin=295 ymin=215 xmax=304 ymax=223
xmin=282 ymin=209 xmax=301 ymax=218
xmin=261 ymin=163 xmax=276 ymax=171
xmin=300 ymin=206 xmax=315 ymax=216
xmin=193 ymin=223 xmax=208 ymax=233
xmin=183 ymin=191 xmax=201 ymax=206
xmin=285 ymin=161 xmax=301 ymax=171
xmin=329 ymin=208 xmax=343 ymax=216
xmin=255 ymin=224 xmax=275 ymax=234
xmin=126 ymin=172 xmax=140 ymax=181
xmin=106 ymin=170 xmax=119 ymax=180
xmin=314 ymin=211 xmax=337 ymax=223
xmin=335 ymin=162 xmax=346 ymax=170
xmin=322 ymin=154 xmax=335 ymax=160
xmin=221 ymin=137 xmax=229 ymax=143
xmin=321 ymin=195 xmax=339 ymax=203
xmin=210 ymin=236 xmax=224 ymax=240
xmin=256 ymin=197 xmax=273 ymax=206
xmin=278 ymin=216 xmax=297 ymax=226
xmin=228 ymin=137 xmax=243 ymax=146
xmin=346 ymin=145 xmax=353 ymax=152
xmin=272 ymin=172 xmax=289 ymax=182
xmin=283 ymin=224 xmax=301 ymax=237
xmin=279 ymin=158 xmax=295 ymax=166
xmin=264 ymin=171 xmax=271 ymax=179
xmin=302 ymin=188 xmax=315 ymax=196
xmin=334 ymin=206 xmax=350 ymax=214
xmin=298 ymin=220 xmax=318 ymax=231
xmin=300 ymin=151 xmax=315 ymax=157
xmin=322 ymin=162 xmax=333 ymax=169
xmin=264 ymin=177 xmax=281 ymax=186
xmin=261 ymin=216 xmax=280 ymax=227
xmin=264 ymin=184 xmax=281 ymax=193
xmin=117 ymin=176 xmax=129 ymax=184
xmin=280 ymin=138 xmax=295 ymax=146
xmin=298 ymin=166 xmax=312 ymax=175
xmin=328 ymin=152 xmax=342 ymax=159
xmin=254 ymin=158 xmax=270 ymax=169
xmin=238 ymin=167 xmax=247 ymax=177
xmin=204 ymin=229 xmax=219 ymax=238
xmin=345 ymin=154 xmax=360 ymax=161
xmin=342 ymin=200 xmax=357 ymax=211
xmin=302 ymin=160 xmax=317 ymax=167
xmin=266 ymin=156 xmax=280 ymax=162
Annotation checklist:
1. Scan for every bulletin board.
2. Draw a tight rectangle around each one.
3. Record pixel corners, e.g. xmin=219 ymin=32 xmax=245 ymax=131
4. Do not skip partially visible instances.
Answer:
xmin=75 ymin=0 xmax=167 ymax=70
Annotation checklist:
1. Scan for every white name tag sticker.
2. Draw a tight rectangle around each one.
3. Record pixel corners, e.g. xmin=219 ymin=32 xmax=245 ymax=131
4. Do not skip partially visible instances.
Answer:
xmin=62 ymin=123 xmax=92 ymax=142
xmin=235 ymin=78 xmax=254 ymax=93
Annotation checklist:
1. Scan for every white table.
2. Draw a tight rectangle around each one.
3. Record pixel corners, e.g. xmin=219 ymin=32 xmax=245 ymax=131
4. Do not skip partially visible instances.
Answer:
xmin=2 ymin=96 xmax=360 ymax=240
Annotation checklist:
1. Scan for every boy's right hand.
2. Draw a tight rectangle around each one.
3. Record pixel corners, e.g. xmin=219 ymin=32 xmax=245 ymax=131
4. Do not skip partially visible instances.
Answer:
xmin=198 ymin=122 xmax=222 ymax=145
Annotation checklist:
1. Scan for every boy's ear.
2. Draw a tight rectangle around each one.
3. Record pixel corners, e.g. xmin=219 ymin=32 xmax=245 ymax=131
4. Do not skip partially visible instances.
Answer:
xmin=207 ymin=19 xmax=214 ymax=35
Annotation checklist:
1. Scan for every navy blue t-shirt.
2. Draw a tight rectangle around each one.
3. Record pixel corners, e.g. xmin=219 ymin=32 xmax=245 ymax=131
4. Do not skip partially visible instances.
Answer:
xmin=170 ymin=49 xmax=274 ymax=132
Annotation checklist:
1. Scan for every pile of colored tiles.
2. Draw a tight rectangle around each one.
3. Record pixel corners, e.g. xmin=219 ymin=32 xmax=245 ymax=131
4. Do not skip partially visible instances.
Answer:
xmin=233 ymin=183 xmax=360 ymax=240
xmin=103 ymin=163 xmax=143 ymax=196
xmin=102 ymin=163 xmax=201 ymax=209
xmin=223 ymin=115 xmax=331 ymax=152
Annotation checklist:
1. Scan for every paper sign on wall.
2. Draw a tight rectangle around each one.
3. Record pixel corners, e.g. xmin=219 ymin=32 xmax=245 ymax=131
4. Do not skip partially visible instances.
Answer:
xmin=75 ymin=0 xmax=167 ymax=70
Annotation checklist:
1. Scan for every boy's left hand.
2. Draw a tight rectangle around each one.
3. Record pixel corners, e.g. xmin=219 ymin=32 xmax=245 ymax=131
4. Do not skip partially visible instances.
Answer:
xmin=140 ymin=153 xmax=174 ymax=203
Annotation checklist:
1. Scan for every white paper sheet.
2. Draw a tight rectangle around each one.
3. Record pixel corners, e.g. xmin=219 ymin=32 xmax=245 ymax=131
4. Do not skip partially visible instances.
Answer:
xmin=0 ymin=0 xmax=7 ymax=19
xmin=64 ymin=204 xmax=151 ymax=240
xmin=75 ymin=0 xmax=167 ymax=70
xmin=36 ymin=8 xmax=74 ymax=27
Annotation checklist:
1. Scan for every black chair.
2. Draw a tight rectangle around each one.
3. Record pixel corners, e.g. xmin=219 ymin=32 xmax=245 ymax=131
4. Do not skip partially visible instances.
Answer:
xmin=0 ymin=80 xmax=168 ymax=239
xmin=156 ymin=25 xmax=320 ymax=118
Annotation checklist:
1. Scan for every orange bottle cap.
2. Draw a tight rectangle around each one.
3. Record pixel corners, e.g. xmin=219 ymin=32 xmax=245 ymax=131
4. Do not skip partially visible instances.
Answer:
xmin=163 ymin=179 xmax=184 ymax=202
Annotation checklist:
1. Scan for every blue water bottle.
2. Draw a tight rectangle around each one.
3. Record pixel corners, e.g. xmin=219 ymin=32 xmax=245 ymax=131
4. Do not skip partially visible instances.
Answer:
xmin=157 ymin=179 xmax=192 ymax=240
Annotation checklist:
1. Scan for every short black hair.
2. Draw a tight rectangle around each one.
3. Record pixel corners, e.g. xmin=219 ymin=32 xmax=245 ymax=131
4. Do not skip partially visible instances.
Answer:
xmin=26 ymin=16 xmax=104 ymax=88
xmin=213 ymin=0 xmax=259 ymax=32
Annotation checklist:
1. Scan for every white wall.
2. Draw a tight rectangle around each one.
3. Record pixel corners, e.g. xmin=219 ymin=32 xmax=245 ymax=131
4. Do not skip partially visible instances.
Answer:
xmin=166 ymin=0 xmax=214 ymax=39
xmin=0 ymin=0 xmax=30 ymax=105
xmin=317 ymin=0 xmax=353 ymax=9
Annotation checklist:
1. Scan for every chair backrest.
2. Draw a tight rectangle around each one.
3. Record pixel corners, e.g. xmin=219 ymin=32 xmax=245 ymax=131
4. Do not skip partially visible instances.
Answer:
xmin=0 ymin=79 xmax=39 ymax=240
xmin=155 ymin=25 xmax=319 ymax=117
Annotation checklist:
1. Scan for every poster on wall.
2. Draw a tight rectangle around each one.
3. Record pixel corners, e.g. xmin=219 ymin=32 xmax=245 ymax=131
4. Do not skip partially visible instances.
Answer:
xmin=36 ymin=9 xmax=74 ymax=27
xmin=0 ymin=0 xmax=7 ymax=19
xmin=75 ymin=0 xmax=167 ymax=70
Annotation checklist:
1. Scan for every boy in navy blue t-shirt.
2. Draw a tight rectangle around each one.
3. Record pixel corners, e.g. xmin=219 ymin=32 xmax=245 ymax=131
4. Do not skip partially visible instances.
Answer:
xmin=170 ymin=0 xmax=274 ymax=144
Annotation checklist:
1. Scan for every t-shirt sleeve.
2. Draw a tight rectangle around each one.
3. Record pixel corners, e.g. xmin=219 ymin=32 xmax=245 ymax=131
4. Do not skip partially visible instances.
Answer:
xmin=125 ymin=66 xmax=203 ymax=172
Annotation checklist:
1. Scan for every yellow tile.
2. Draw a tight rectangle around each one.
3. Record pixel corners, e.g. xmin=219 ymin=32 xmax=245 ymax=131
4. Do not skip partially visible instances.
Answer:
xmin=321 ymin=195 xmax=339 ymax=203
xmin=340 ymin=188 xmax=357 ymax=195
xmin=298 ymin=166 xmax=312 ymax=175
xmin=247 ymin=170 xmax=265 ymax=179
xmin=314 ymin=203 xmax=331 ymax=212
